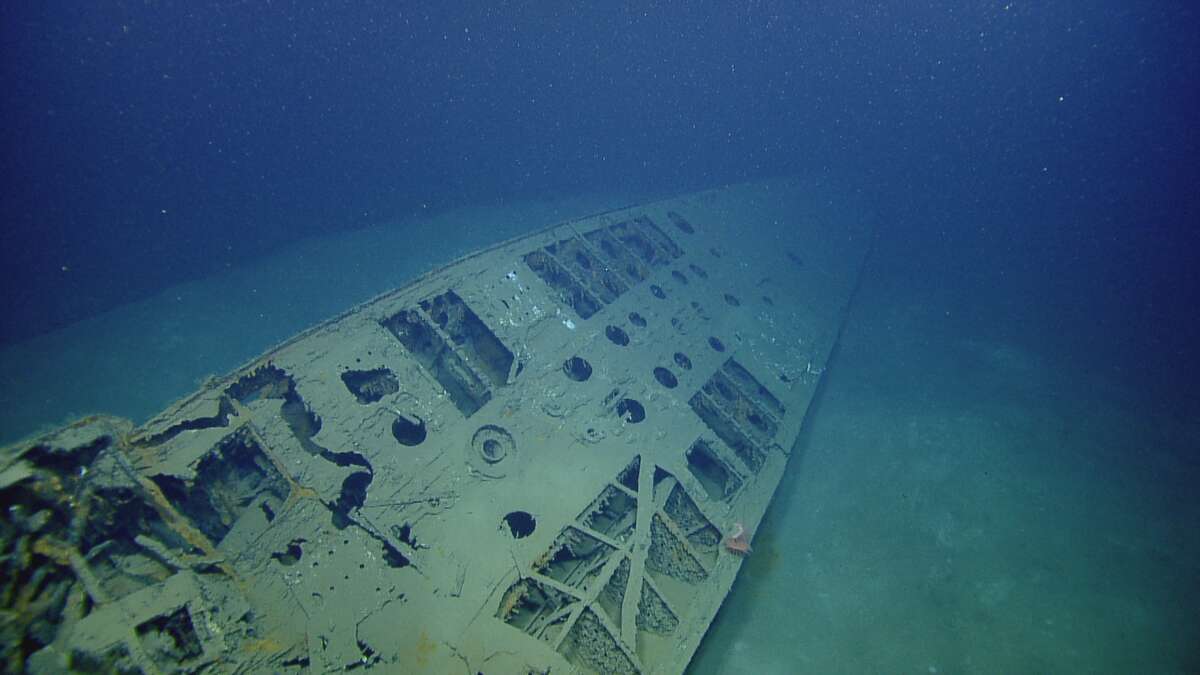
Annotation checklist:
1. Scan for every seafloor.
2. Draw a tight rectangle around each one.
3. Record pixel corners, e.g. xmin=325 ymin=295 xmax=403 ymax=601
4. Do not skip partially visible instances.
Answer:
xmin=689 ymin=258 xmax=1200 ymax=673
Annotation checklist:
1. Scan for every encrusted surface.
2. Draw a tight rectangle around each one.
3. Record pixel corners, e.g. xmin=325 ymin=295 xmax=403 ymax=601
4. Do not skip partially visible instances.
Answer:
xmin=0 ymin=178 xmax=871 ymax=673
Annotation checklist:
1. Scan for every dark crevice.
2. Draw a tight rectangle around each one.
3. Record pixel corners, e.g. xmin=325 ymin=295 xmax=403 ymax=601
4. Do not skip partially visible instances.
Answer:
xmin=380 ymin=540 xmax=411 ymax=568
xmin=135 ymin=607 xmax=203 ymax=662
xmin=271 ymin=379 xmax=412 ymax=570
xmin=340 ymin=368 xmax=399 ymax=404
xmin=271 ymin=539 xmax=306 ymax=566
xmin=314 ymin=453 xmax=411 ymax=569
xmin=281 ymin=398 xmax=323 ymax=455
xmin=345 ymin=639 xmax=379 ymax=670
xmin=331 ymin=472 xmax=374 ymax=528
xmin=394 ymin=523 xmax=417 ymax=547
xmin=226 ymin=363 xmax=294 ymax=405
xmin=23 ymin=435 xmax=110 ymax=474
xmin=617 ymin=456 xmax=641 ymax=492
xmin=137 ymin=396 xmax=236 ymax=446
xmin=322 ymin=493 xmax=410 ymax=569
xmin=151 ymin=431 xmax=290 ymax=545
xmin=686 ymin=439 xmax=742 ymax=502
xmin=320 ymin=449 xmax=371 ymax=469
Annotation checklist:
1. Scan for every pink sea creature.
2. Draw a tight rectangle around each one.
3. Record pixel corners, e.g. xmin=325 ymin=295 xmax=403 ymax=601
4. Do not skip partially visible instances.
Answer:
xmin=723 ymin=522 xmax=753 ymax=555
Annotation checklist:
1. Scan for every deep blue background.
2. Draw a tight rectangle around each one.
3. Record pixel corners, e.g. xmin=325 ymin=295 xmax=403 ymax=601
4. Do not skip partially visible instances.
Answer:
xmin=3 ymin=1 xmax=1197 ymax=405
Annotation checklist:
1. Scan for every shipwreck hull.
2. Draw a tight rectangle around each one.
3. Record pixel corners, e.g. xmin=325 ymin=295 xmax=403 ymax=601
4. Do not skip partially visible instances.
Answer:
xmin=1 ymin=178 xmax=873 ymax=674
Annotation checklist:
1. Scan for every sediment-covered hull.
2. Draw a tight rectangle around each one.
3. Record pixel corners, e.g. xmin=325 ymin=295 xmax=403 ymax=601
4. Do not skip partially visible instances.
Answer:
xmin=0 ymin=178 xmax=872 ymax=673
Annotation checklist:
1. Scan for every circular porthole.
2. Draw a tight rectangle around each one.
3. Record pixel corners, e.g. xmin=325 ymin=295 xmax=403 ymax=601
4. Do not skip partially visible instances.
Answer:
xmin=563 ymin=356 xmax=592 ymax=381
xmin=391 ymin=414 xmax=427 ymax=446
xmin=674 ymin=352 xmax=693 ymax=370
xmin=616 ymin=398 xmax=646 ymax=424
xmin=503 ymin=511 xmax=536 ymax=538
xmin=606 ymin=325 xmax=630 ymax=346
xmin=708 ymin=336 xmax=726 ymax=352
xmin=472 ymin=425 xmax=515 ymax=465
xmin=653 ymin=367 xmax=678 ymax=389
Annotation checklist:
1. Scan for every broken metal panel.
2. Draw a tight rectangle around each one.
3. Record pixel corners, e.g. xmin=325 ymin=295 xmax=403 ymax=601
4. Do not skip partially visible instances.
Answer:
xmin=544 ymin=237 xmax=629 ymax=306
xmin=150 ymin=427 xmax=291 ymax=548
xmin=59 ymin=571 xmax=240 ymax=674
xmin=684 ymin=437 xmax=744 ymax=503
xmin=523 ymin=248 xmax=605 ymax=320
xmin=1 ymin=177 xmax=873 ymax=673
xmin=0 ymin=416 xmax=263 ymax=673
xmin=583 ymin=226 xmax=652 ymax=284
xmin=381 ymin=306 xmax=494 ymax=416
xmin=419 ymin=289 xmax=517 ymax=387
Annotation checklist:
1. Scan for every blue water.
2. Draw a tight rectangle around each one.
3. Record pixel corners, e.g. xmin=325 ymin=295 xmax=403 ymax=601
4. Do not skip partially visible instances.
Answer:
xmin=2 ymin=2 xmax=1198 ymax=671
